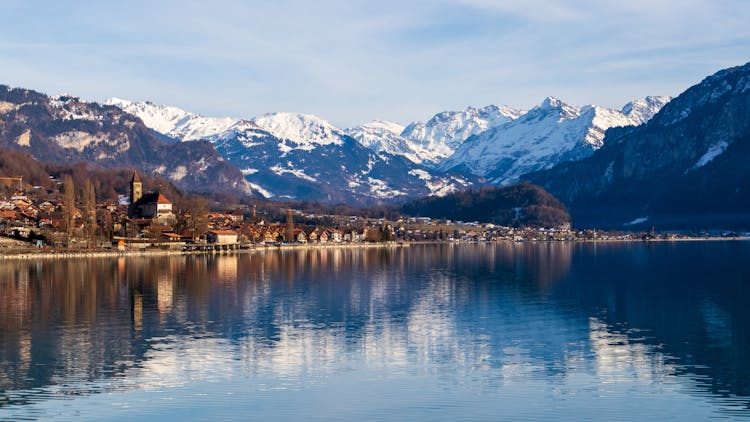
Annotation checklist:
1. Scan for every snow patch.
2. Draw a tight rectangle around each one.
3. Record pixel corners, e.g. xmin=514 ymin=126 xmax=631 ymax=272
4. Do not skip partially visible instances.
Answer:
xmin=692 ymin=141 xmax=729 ymax=169
xmin=16 ymin=130 xmax=31 ymax=147
xmin=247 ymin=182 xmax=273 ymax=198
xmin=408 ymin=169 xmax=433 ymax=181
xmin=367 ymin=177 xmax=405 ymax=199
xmin=624 ymin=217 xmax=649 ymax=226
xmin=270 ymin=165 xmax=317 ymax=182
xmin=170 ymin=166 xmax=188 ymax=181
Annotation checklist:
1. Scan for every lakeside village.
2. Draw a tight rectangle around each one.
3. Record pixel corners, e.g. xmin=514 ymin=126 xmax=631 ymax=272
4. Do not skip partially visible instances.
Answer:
xmin=0 ymin=172 xmax=741 ymax=255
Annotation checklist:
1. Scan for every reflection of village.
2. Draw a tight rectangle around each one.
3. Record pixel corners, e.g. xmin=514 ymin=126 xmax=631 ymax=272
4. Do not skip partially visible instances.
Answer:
xmin=0 ymin=172 xmax=704 ymax=256
xmin=1 ymin=243 xmax=747 ymax=415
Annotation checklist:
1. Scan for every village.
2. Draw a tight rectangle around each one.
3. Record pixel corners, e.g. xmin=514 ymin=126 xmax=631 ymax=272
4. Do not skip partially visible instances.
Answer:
xmin=0 ymin=172 xmax=732 ymax=255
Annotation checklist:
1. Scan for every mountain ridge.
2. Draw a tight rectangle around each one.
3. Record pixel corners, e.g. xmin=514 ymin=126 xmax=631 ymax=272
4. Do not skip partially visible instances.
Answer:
xmin=440 ymin=96 xmax=671 ymax=185
xmin=0 ymin=87 xmax=253 ymax=197
xmin=525 ymin=62 xmax=750 ymax=228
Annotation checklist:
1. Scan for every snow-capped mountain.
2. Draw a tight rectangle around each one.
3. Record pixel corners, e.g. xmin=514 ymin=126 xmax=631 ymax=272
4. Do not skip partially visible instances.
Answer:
xmin=346 ymin=120 xmax=404 ymax=150
xmin=440 ymin=96 xmax=670 ymax=185
xmin=104 ymin=98 xmax=236 ymax=141
xmin=346 ymin=120 xmax=435 ymax=164
xmin=527 ymin=62 xmax=750 ymax=228
xmin=621 ymin=96 xmax=672 ymax=124
xmin=104 ymin=94 xmax=669 ymax=203
xmin=252 ymin=112 xmax=347 ymax=151
xmin=105 ymin=99 xmax=475 ymax=204
xmin=205 ymin=113 xmax=474 ymax=203
xmin=400 ymin=105 xmax=523 ymax=165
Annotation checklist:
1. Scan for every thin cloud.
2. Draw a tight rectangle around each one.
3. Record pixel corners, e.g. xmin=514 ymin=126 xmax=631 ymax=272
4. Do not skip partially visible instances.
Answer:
xmin=0 ymin=0 xmax=748 ymax=126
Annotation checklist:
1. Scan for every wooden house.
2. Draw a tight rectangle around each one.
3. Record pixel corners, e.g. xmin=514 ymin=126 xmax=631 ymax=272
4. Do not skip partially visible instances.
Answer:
xmin=207 ymin=229 xmax=238 ymax=244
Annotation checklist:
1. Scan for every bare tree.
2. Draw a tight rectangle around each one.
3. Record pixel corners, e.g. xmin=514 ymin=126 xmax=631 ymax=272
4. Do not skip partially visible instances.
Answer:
xmin=82 ymin=179 xmax=97 ymax=242
xmin=177 ymin=197 xmax=208 ymax=240
xmin=285 ymin=209 xmax=294 ymax=243
xmin=62 ymin=175 xmax=76 ymax=247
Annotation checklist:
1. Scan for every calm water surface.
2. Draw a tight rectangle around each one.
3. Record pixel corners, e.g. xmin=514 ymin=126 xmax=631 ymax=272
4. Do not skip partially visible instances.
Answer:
xmin=1 ymin=242 xmax=749 ymax=420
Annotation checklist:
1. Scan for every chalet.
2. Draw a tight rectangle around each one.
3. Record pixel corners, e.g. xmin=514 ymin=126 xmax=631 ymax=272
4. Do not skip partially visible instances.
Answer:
xmin=0 ymin=210 xmax=17 ymax=221
xmin=307 ymin=229 xmax=318 ymax=243
xmin=35 ymin=200 xmax=56 ymax=213
xmin=207 ymin=230 xmax=238 ymax=244
xmin=231 ymin=209 xmax=244 ymax=223
xmin=319 ymin=230 xmax=329 ymax=243
xmin=207 ymin=212 xmax=236 ymax=229
xmin=295 ymin=228 xmax=307 ymax=243
xmin=330 ymin=229 xmax=342 ymax=243
xmin=162 ymin=232 xmax=182 ymax=242
xmin=262 ymin=228 xmax=280 ymax=244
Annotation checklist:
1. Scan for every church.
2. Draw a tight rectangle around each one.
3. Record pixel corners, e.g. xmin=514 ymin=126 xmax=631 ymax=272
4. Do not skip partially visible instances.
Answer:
xmin=127 ymin=171 xmax=175 ymax=224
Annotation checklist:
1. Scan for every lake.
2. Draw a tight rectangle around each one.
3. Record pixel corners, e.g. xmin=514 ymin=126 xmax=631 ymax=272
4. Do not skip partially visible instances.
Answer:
xmin=1 ymin=242 xmax=749 ymax=420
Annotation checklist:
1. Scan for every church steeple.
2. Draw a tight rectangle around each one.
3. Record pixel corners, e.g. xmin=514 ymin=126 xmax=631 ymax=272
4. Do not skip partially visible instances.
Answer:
xmin=130 ymin=171 xmax=142 ymax=204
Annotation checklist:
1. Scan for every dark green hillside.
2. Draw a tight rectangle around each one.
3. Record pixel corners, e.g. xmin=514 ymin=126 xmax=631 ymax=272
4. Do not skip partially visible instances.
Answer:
xmin=401 ymin=182 xmax=570 ymax=227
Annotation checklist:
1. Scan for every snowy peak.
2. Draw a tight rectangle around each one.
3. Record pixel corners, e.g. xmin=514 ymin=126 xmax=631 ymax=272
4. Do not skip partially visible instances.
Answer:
xmin=400 ymin=104 xmax=522 ymax=164
xmin=104 ymin=97 xmax=236 ymax=141
xmin=620 ymin=95 xmax=672 ymax=124
xmin=347 ymin=120 xmax=432 ymax=164
xmin=530 ymin=97 xmax=580 ymax=120
xmin=347 ymin=120 xmax=406 ymax=149
xmin=440 ymin=96 xmax=670 ymax=185
xmin=359 ymin=119 xmax=405 ymax=136
xmin=251 ymin=112 xmax=347 ymax=147
xmin=539 ymin=96 xmax=564 ymax=109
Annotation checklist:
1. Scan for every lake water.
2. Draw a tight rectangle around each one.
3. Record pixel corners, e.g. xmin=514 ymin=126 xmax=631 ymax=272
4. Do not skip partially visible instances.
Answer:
xmin=1 ymin=242 xmax=749 ymax=420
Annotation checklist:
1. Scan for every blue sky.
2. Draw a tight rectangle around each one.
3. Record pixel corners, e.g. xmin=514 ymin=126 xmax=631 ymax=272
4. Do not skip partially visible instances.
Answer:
xmin=1 ymin=0 xmax=748 ymax=127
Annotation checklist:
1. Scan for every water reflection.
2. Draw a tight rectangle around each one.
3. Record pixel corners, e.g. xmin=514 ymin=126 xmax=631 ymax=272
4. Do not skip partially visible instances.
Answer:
xmin=0 ymin=242 xmax=749 ymax=419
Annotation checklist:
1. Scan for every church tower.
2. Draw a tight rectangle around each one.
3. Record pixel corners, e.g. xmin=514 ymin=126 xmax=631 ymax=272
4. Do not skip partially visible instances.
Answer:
xmin=130 ymin=171 xmax=142 ymax=204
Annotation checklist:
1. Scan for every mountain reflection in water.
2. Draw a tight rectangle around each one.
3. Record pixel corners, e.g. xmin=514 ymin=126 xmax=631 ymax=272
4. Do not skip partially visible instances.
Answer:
xmin=0 ymin=242 xmax=749 ymax=420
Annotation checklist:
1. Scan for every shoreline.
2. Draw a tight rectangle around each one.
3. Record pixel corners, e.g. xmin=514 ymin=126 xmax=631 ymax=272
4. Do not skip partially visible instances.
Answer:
xmin=0 ymin=241 xmax=410 ymax=261
xmin=2 ymin=236 xmax=749 ymax=260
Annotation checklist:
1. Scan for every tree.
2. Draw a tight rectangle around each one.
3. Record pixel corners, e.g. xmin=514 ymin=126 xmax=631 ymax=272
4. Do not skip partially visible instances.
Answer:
xmin=82 ymin=178 xmax=97 ymax=242
xmin=176 ymin=197 xmax=208 ymax=240
xmin=285 ymin=209 xmax=295 ymax=243
xmin=62 ymin=174 xmax=76 ymax=247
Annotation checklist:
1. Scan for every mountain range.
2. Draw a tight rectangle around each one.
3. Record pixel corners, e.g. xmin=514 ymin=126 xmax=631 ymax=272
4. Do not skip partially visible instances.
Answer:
xmin=108 ymin=98 xmax=475 ymax=204
xmin=439 ymin=96 xmax=670 ymax=184
xmin=5 ymin=61 xmax=749 ymax=229
xmin=107 ymin=94 xmax=669 ymax=205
